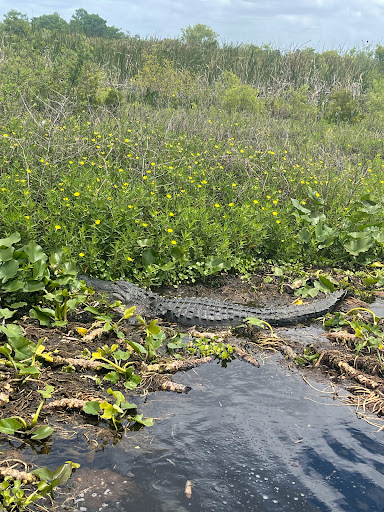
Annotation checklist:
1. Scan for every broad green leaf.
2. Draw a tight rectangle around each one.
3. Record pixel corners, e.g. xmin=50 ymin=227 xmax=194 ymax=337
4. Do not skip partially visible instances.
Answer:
xmin=142 ymin=247 xmax=158 ymax=267
xmin=120 ymin=401 xmax=137 ymax=411
xmin=0 ymin=248 xmax=14 ymax=262
xmin=244 ymin=317 xmax=266 ymax=328
xmin=344 ymin=236 xmax=374 ymax=255
xmin=127 ymin=340 xmax=146 ymax=355
xmin=51 ymin=462 xmax=73 ymax=486
xmin=30 ymin=307 xmax=54 ymax=326
xmin=160 ymin=261 xmax=175 ymax=271
xmin=82 ymin=401 xmax=101 ymax=415
xmin=318 ymin=275 xmax=335 ymax=292
xmin=32 ymin=467 xmax=53 ymax=481
xmin=291 ymin=198 xmax=311 ymax=214
xmin=0 ymin=323 xmax=24 ymax=338
xmin=23 ymin=241 xmax=47 ymax=263
xmin=1 ymin=279 xmax=24 ymax=292
xmin=298 ymin=228 xmax=310 ymax=244
xmin=104 ymin=371 xmax=120 ymax=384
xmin=0 ymin=308 xmax=15 ymax=320
xmin=171 ymin=246 xmax=183 ymax=260
xmin=33 ymin=260 xmax=48 ymax=280
xmin=0 ymin=418 xmax=23 ymax=434
xmin=147 ymin=319 xmax=161 ymax=335
xmin=113 ymin=350 xmax=131 ymax=361
xmin=107 ymin=388 xmax=125 ymax=405
xmin=19 ymin=366 xmax=40 ymax=376
xmin=84 ymin=306 xmax=100 ymax=315
xmin=30 ymin=425 xmax=54 ymax=440
xmin=132 ymin=414 xmax=154 ymax=427
xmin=0 ymin=232 xmax=20 ymax=248
xmin=23 ymin=280 xmax=46 ymax=292
xmin=0 ymin=259 xmax=19 ymax=282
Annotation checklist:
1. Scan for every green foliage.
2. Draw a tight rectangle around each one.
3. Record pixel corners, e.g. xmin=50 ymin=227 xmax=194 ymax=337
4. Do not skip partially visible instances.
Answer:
xmin=220 ymin=72 xmax=263 ymax=113
xmin=324 ymin=88 xmax=363 ymax=123
xmin=0 ymin=385 xmax=54 ymax=440
xmin=187 ymin=338 xmax=234 ymax=362
xmin=83 ymin=388 xmax=153 ymax=429
xmin=0 ymin=233 xmax=84 ymax=326
xmin=69 ymin=8 xmax=123 ymax=38
xmin=31 ymin=13 xmax=69 ymax=32
xmin=180 ymin=24 xmax=219 ymax=48
xmin=1 ymin=461 xmax=79 ymax=511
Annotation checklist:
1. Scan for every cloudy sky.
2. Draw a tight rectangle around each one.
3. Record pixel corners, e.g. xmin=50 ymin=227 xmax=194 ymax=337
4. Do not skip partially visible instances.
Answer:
xmin=1 ymin=0 xmax=383 ymax=50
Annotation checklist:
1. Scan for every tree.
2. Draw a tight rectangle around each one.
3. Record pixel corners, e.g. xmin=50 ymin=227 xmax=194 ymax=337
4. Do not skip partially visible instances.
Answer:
xmin=1 ymin=10 xmax=30 ymax=36
xmin=32 ymin=13 xmax=69 ymax=32
xmin=69 ymin=9 xmax=123 ymax=38
xmin=180 ymin=24 xmax=219 ymax=48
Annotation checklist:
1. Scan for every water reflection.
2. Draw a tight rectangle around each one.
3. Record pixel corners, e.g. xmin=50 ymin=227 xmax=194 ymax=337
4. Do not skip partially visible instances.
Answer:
xmin=68 ymin=357 xmax=384 ymax=512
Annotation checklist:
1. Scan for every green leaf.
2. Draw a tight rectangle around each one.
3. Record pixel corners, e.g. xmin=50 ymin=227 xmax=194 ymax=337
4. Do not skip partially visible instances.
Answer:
xmin=82 ymin=401 xmax=101 ymax=415
xmin=1 ymin=279 xmax=24 ymax=292
xmin=30 ymin=307 xmax=54 ymax=326
xmin=298 ymin=228 xmax=311 ymax=244
xmin=291 ymin=198 xmax=311 ymax=214
xmin=0 ymin=308 xmax=15 ymax=320
xmin=104 ymin=371 xmax=120 ymax=384
xmin=128 ymin=340 xmax=146 ymax=355
xmin=32 ymin=467 xmax=53 ymax=481
xmin=318 ymin=275 xmax=335 ymax=292
xmin=0 ymin=418 xmax=23 ymax=434
xmin=0 ymin=232 xmax=20 ymax=248
xmin=84 ymin=306 xmax=100 ymax=315
xmin=147 ymin=319 xmax=161 ymax=335
xmin=23 ymin=241 xmax=48 ymax=263
xmin=30 ymin=425 xmax=54 ymax=440
xmin=39 ymin=385 xmax=54 ymax=399
xmin=171 ymin=246 xmax=183 ymax=260
xmin=244 ymin=317 xmax=266 ymax=328
xmin=0 ymin=248 xmax=14 ymax=262
xmin=132 ymin=414 xmax=154 ymax=427
xmin=344 ymin=236 xmax=374 ymax=255
xmin=51 ymin=462 xmax=74 ymax=486
xmin=142 ymin=247 xmax=158 ymax=267
xmin=23 ymin=280 xmax=46 ymax=292
xmin=0 ymin=259 xmax=19 ymax=282
xmin=113 ymin=350 xmax=131 ymax=361
xmin=19 ymin=366 xmax=40 ymax=376
xmin=33 ymin=260 xmax=48 ymax=280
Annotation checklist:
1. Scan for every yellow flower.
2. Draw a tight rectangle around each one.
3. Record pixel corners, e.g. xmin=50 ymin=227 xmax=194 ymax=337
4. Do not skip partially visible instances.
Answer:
xmin=169 ymin=212 xmax=174 ymax=216
xmin=272 ymin=211 xmax=278 ymax=216
xmin=55 ymin=225 xmax=61 ymax=230
xmin=95 ymin=219 xmax=101 ymax=224
xmin=167 ymin=228 xmax=173 ymax=233
xmin=74 ymin=192 xmax=80 ymax=197
xmin=127 ymin=257 xmax=133 ymax=261
xmin=142 ymin=223 xmax=148 ymax=227
xmin=79 ymin=252 xmax=85 ymax=257
xmin=215 ymin=203 xmax=220 ymax=208
xmin=171 ymin=240 xmax=177 ymax=245
xmin=253 ymin=200 xmax=259 ymax=204
xmin=228 ymin=203 xmax=234 ymax=207
xmin=166 ymin=194 xmax=172 ymax=198
xmin=25 ymin=215 xmax=30 ymax=219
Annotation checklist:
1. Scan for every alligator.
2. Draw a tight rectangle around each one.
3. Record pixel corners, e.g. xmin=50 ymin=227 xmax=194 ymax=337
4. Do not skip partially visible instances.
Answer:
xmin=79 ymin=275 xmax=347 ymax=328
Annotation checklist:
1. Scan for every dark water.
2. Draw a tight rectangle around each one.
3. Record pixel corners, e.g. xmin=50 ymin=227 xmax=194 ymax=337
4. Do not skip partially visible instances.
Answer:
xmin=59 ymin=356 xmax=384 ymax=512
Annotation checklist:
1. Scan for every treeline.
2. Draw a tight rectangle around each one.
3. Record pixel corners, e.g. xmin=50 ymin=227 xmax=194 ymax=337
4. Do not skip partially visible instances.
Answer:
xmin=1 ymin=9 xmax=384 ymax=125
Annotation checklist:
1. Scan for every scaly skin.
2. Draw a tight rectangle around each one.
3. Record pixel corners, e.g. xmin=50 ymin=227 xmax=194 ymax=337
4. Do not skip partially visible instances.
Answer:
xmin=80 ymin=276 xmax=347 ymax=327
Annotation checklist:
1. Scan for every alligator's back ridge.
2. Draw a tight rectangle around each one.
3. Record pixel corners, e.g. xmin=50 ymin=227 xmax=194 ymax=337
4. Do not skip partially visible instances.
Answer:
xmin=80 ymin=275 xmax=347 ymax=327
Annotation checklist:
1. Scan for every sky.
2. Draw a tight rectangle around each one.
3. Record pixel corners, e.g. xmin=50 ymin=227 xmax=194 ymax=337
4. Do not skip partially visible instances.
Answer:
xmin=1 ymin=0 xmax=383 ymax=51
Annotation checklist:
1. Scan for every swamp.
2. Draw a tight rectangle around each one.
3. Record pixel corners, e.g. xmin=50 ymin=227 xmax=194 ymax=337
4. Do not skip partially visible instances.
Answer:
xmin=1 ymin=9 xmax=384 ymax=512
